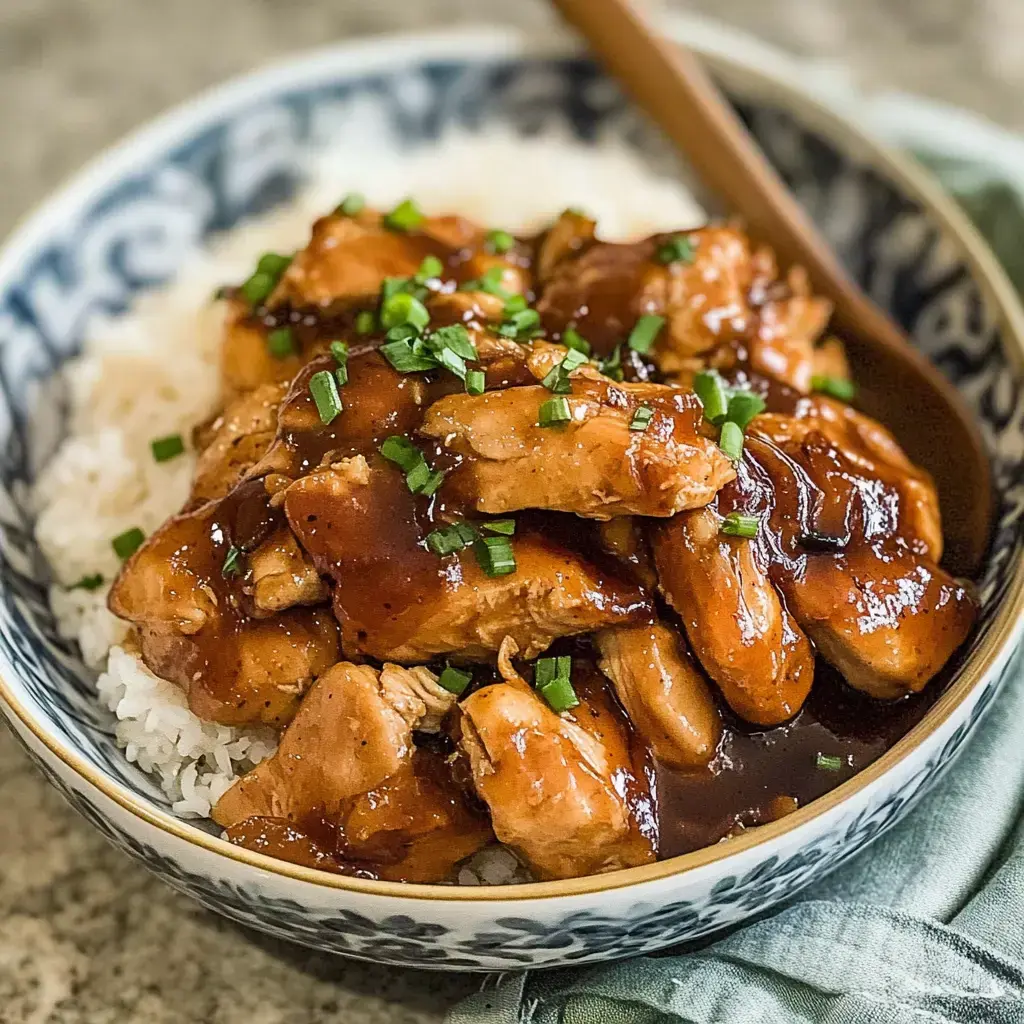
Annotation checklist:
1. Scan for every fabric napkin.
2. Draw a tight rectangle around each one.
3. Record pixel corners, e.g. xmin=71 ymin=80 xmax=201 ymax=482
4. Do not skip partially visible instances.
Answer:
xmin=448 ymin=152 xmax=1024 ymax=1024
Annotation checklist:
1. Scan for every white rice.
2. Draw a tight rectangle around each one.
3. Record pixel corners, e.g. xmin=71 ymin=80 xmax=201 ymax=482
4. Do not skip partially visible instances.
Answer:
xmin=32 ymin=130 xmax=704 ymax=870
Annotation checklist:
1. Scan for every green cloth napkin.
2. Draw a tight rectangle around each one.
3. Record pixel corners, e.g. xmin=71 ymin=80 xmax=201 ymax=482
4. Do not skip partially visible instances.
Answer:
xmin=448 ymin=157 xmax=1024 ymax=1024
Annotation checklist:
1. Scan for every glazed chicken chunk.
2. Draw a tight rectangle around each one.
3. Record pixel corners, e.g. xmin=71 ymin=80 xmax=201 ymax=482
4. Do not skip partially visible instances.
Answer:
xmin=421 ymin=367 xmax=735 ymax=520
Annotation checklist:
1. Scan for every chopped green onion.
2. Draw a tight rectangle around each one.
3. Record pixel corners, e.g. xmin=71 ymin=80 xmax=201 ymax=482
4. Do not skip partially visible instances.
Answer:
xmin=241 ymin=271 xmax=275 ymax=306
xmin=474 ymin=535 xmax=516 ymax=577
xmin=111 ymin=527 xmax=145 ymax=561
xmin=383 ymin=198 xmax=423 ymax=232
xmin=719 ymin=420 xmax=744 ymax=461
xmin=541 ymin=348 xmax=589 ymax=393
xmin=417 ymin=254 xmax=444 ymax=282
xmin=538 ymin=396 xmax=572 ymax=427
xmin=405 ymin=461 xmax=432 ymax=493
xmin=816 ymin=753 xmax=844 ymax=772
xmin=381 ymin=276 xmax=412 ymax=302
xmin=256 ymin=252 xmax=292 ymax=278
xmin=419 ymin=469 xmax=445 ymax=497
xmin=482 ymin=519 xmax=515 ymax=536
xmin=465 ymin=369 xmax=486 ymax=395
xmin=330 ymin=340 xmax=348 ymax=363
xmin=694 ymin=370 xmax=729 ymax=423
xmin=379 ymin=435 xmax=422 ymax=472
xmin=70 ymin=573 xmax=104 ymax=592
xmin=150 ymin=434 xmax=185 ymax=463
xmin=725 ymin=390 xmax=766 ymax=430
xmin=503 ymin=294 xmax=528 ymax=316
xmin=463 ymin=266 xmax=510 ymax=298
xmin=267 ymin=327 xmax=295 ymax=359
xmin=429 ymin=324 xmax=478 ymax=361
xmin=627 ymin=314 xmax=665 ymax=354
xmin=534 ymin=655 xmax=571 ymax=689
xmin=336 ymin=192 xmax=365 ymax=216
xmin=309 ymin=370 xmax=343 ymax=424
xmin=438 ymin=664 xmax=473 ymax=696
xmin=656 ymin=234 xmax=696 ymax=265
xmin=539 ymin=676 xmax=580 ymax=713
xmin=499 ymin=307 xmax=542 ymax=340
xmin=426 ymin=522 xmax=478 ymax=557
xmin=380 ymin=339 xmax=438 ymax=373
xmin=222 ymin=545 xmax=243 ymax=578
xmin=629 ymin=406 xmax=654 ymax=432
xmin=720 ymin=512 xmax=760 ymax=539
xmin=354 ymin=310 xmax=376 ymax=335
xmin=562 ymin=328 xmax=591 ymax=356
xmin=811 ymin=375 xmax=857 ymax=402
xmin=485 ymin=229 xmax=515 ymax=254
xmin=598 ymin=345 xmax=624 ymax=381
xmin=437 ymin=346 xmax=468 ymax=381
xmin=380 ymin=291 xmax=430 ymax=332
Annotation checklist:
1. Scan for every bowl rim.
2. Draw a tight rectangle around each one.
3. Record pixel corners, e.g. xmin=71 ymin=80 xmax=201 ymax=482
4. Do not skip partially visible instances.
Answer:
xmin=2 ymin=22 xmax=1023 ymax=903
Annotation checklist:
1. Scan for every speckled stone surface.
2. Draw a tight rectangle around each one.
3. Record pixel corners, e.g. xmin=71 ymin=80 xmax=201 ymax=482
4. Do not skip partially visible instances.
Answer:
xmin=1 ymin=1 xmax=1021 ymax=1020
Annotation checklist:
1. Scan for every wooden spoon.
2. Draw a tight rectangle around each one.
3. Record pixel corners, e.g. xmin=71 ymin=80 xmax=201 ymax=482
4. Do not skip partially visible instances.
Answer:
xmin=551 ymin=0 xmax=992 ymax=577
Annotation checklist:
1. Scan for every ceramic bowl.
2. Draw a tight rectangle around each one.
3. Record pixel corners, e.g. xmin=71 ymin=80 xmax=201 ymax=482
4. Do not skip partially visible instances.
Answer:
xmin=0 ymin=24 xmax=1022 ymax=972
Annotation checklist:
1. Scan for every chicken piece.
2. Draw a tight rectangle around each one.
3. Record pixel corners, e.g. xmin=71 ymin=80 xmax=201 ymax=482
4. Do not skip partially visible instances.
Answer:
xmin=420 ymin=371 xmax=734 ymax=520
xmin=220 ymin=298 xmax=304 ymax=398
xmin=597 ymin=516 xmax=658 ymax=588
xmin=781 ymin=544 xmax=977 ymax=700
xmin=284 ymin=460 xmax=651 ymax=662
xmin=812 ymin=336 xmax=851 ymax=383
xmin=109 ymin=486 xmax=339 ymax=726
xmin=212 ymin=661 xmax=415 ymax=827
xmin=191 ymin=383 xmax=285 ymax=504
xmin=458 ymin=652 xmax=655 ymax=880
xmin=595 ymin=622 xmax=721 ymax=769
xmin=378 ymin=663 xmax=458 ymax=734
xmin=535 ymin=208 xmax=597 ymax=282
xmin=339 ymin=749 xmax=493 ymax=883
xmin=247 ymin=525 xmax=328 ymax=615
xmin=653 ymin=508 xmax=815 ymax=726
xmin=270 ymin=210 xmax=530 ymax=313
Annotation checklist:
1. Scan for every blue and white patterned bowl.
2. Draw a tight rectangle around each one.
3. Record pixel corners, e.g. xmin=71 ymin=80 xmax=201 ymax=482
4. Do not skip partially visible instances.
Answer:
xmin=0 ymin=25 xmax=1022 ymax=972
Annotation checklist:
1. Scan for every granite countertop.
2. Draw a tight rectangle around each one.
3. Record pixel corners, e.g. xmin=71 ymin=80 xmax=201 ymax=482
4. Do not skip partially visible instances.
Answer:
xmin=1 ymin=1 xmax=1021 ymax=1020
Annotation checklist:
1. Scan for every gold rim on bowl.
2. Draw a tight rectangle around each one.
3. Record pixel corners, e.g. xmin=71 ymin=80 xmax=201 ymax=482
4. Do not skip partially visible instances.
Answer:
xmin=2 ymin=28 xmax=1023 ymax=903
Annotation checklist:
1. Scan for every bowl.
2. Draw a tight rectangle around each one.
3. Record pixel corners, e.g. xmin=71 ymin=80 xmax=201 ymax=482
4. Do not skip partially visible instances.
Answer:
xmin=0 ymin=24 xmax=1022 ymax=972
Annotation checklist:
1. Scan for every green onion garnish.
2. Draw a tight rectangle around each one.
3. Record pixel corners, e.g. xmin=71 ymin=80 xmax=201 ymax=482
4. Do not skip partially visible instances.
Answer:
xmin=241 ymin=272 xmax=275 ymax=306
xmin=725 ymin=390 xmax=766 ymax=430
xmin=380 ymin=339 xmax=438 ymax=373
xmin=627 ymin=314 xmax=665 ymax=354
xmin=816 ymin=753 xmax=844 ymax=772
xmin=629 ymin=406 xmax=654 ymax=432
xmin=336 ymin=192 xmax=365 ymax=217
xmin=437 ymin=347 xmax=468 ymax=381
xmin=811 ymin=375 xmax=857 ymax=402
xmin=112 ymin=528 xmax=145 ymax=561
xmin=222 ymin=545 xmax=243 ymax=578
xmin=380 ymin=291 xmax=430 ymax=332
xmin=463 ymin=266 xmax=510 ymax=298
xmin=150 ymin=434 xmax=185 ymax=463
xmin=355 ymin=310 xmax=376 ymax=335
xmin=383 ymin=198 xmax=424 ymax=232
xmin=309 ymin=370 xmax=343 ymax=425
xmin=267 ymin=327 xmax=295 ymax=359
xmin=720 ymin=512 xmax=760 ymax=539
xmin=70 ymin=573 xmax=104 ymax=592
xmin=719 ymin=420 xmax=744 ymax=461
xmin=656 ymin=234 xmax=696 ymax=265
xmin=482 ymin=519 xmax=515 ymax=536
xmin=380 ymin=435 xmax=422 ymax=471
xmin=474 ymin=535 xmax=516 ymax=577
xmin=598 ymin=345 xmax=624 ymax=381
xmin=538 ymin=396 xmax=572 ymax=427
xmin=562 ymin=328 xmax=591 ymax=356
xmin=539 ymin=676 xmax=580 ymax=713
xmin=426 ymin=522 xmax=478 ymax=557
xmin=534 ymin=655 xmax=571 ymax=688
xmin=417 ymin=254 xmax=444 ymax=282
xmin=485 ymin=229 xmax=515 ymax=254
xmin=256 ymin=252 xmax=292 ymax=278
xmin=693 ymin=370 xmax=729 ymax=423
xmin=498 ymin=308 xmax=541 ymax=340
xmin=419 ymin=469 xmax=445 ymax=497
xmin=540 ymin=348 xmax=589 ymax=394
xmin=465 ymin=369 xmax=486 ymax=395
xmin=503 ymin=294 xmax=528 ymax=316
xmin=438 ymin=664 xmax=473 ymax=696
xmin=330 ymin=340 xmax=349 ymax=386
xmin=429 ymin=324 xmax=478 ymax=361
xmin=381 ymin=276 xmax=413 ymax=302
